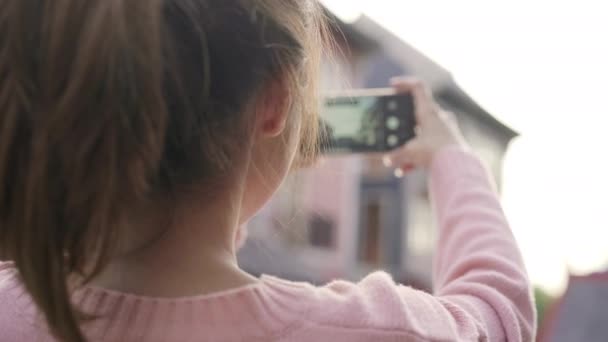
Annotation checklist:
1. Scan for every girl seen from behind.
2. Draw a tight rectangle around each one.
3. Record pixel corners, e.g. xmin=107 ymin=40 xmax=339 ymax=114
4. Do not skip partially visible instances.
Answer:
xmin=0 ymin=0 xmax=535 ymax=341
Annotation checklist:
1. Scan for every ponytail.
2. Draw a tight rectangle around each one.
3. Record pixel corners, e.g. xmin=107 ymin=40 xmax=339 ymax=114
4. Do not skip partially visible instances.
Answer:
xmin=0 ymin=0 xmax=332 ymax=340
xmin=0 ymin=0 xmax=167 ymax=340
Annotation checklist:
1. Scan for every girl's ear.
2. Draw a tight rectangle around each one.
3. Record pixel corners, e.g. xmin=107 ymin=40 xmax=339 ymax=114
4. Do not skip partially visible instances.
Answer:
xmin=256 ymin=77 xmax=291 ymax=138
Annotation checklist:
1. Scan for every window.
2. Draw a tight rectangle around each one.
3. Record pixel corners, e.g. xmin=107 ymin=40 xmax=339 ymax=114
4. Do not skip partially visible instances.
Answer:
xmin=308 ymin=214 xmax=335 ymax=249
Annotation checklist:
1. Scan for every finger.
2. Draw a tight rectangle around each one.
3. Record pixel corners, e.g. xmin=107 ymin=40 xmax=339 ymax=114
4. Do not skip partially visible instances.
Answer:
xmin=390 ymin=76 xmax=433 ymax=99
xmin=384 ymin=138 xmax=422 ymax=169
xmin=390 ymin=76 xmax=424 ymax=97
xmin=390 ymin=77 xmax=436 ymax=124
xmin=390 ymin=76 xmax=418 ymax=91
xmin=382 ymin=155 xmax=393 ymax=167
xmin=393 ymin=161 xmax=416 ymax=178
xmin=401 ymin=163 xmax=416 ymax=171
xmin=399 ymin=163 xmax=416 ymax=173
xmin=394 ymin=168 xmax=405 ymax=178
xmin=382 ymin=154 xmax=413 ymax=169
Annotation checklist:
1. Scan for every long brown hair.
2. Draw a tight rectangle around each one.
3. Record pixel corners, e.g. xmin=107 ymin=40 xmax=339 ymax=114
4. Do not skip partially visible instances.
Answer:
xmin=0 ymin=0 xmax=332 ymax=340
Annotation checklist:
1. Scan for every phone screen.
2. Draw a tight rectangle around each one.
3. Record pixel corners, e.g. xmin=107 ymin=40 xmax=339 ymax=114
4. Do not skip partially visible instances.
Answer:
xmin=319 ymin=92 xmax=415 ymax=154
xmin=321 ymin=97 xmax=382 ymax=151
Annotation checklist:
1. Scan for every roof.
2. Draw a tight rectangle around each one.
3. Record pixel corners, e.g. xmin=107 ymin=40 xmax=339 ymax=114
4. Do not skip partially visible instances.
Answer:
xmin=436 ymin=82 xmax=518 ymax=138
xmin=324 ymin=10 xmax=378 ymax=53
xmin=539 ymin=272 xmax=608 ymax=342
xmin=330 ymin=14 xmax=518 ymax=138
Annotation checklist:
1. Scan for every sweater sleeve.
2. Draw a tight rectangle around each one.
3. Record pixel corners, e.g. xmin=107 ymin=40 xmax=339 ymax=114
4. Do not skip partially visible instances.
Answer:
xmin=428 ymin=146 xmax=536 ymax=341
xmin=310 ymin=147 xmax=535 ymax=341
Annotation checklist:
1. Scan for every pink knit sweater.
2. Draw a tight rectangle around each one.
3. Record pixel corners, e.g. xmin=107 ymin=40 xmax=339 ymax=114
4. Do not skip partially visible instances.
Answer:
xmin=0 ymin=147 xmax=536 ymax=341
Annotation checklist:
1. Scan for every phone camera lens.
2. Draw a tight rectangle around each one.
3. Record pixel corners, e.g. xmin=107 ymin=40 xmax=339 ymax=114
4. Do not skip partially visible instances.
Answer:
xmin=387 ymin=134 xmax=399 ymax=147
xmin=386 ymin=116 xmax=400 ymax=130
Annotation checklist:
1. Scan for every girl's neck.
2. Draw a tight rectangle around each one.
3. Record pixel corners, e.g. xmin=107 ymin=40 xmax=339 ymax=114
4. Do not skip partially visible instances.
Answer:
xmin=89 ymin=188 xmax=258 ymax=298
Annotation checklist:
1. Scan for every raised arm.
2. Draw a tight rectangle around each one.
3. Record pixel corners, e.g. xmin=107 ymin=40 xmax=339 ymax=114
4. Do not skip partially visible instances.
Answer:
xmin=428 ymin=146 xmax=535 ymax=341
xmin=385 ymin=78 xmax=536 ymax=341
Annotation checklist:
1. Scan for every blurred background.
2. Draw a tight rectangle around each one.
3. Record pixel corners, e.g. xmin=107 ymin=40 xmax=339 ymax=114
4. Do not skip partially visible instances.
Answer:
xmin=239 ymin=1 xmax=608 ymax=340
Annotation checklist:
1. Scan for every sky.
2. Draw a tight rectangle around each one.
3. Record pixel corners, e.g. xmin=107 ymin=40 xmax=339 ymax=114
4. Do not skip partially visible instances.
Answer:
xmin=323 ymin=0 xmax=608 ymax=294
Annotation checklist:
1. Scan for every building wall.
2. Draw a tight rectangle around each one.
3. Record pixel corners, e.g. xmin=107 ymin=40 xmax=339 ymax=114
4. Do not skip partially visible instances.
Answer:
xmin=240 ymin=31 xmax=512 ymax=287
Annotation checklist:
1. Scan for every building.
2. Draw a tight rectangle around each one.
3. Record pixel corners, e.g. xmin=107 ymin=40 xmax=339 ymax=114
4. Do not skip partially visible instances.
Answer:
xmin=238 ymin=13 xmax=517 ymax=290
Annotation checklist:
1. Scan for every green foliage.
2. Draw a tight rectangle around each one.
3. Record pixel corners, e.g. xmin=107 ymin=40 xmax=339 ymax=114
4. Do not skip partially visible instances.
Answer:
xmin=534 ymin=287 xmax=555 ymax=328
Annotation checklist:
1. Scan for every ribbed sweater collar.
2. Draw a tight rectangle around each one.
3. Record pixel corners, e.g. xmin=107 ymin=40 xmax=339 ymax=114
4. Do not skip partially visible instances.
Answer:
xmin=2 ymin=264 xmax=315 ymax=341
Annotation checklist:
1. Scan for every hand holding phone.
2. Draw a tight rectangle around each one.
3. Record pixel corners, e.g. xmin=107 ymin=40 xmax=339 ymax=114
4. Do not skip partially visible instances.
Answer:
xmin=319 ymin=88 xmax=416 ymax=154
xmin=319 ymin=78 xmax=468 ymax=172
xmin=383 ymin=77 xmax=468 ymax=170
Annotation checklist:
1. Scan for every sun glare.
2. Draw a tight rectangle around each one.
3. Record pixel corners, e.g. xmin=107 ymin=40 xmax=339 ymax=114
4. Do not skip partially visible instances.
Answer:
xmin=323 ymin=0 xmax=608 ymax=294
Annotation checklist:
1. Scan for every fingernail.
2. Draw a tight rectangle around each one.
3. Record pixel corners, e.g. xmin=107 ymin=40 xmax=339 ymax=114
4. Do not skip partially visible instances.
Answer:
xmin=382 ymin=156 xmax=393 ymax=167
xmin=394 ymin=168 xmax=404 ymax=178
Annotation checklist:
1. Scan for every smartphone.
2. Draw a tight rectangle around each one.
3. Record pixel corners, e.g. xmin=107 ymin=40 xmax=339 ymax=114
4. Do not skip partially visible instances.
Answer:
xmin=319 ymin=89 xmax=416 ymax=154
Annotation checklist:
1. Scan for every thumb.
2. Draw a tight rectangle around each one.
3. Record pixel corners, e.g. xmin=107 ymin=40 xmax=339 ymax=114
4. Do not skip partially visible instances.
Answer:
xmin=384 ymin=138 xmax=425 ymax=170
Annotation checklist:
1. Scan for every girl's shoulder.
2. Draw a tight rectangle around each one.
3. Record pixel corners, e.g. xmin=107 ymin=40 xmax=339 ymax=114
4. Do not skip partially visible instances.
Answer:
xmin=0 ymin=261 xmax=21 ymax=298
xmin=0 ymin=261 xmax=46 ymax=340
xmin=262 ymin=271 xmax=449 ymax=338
